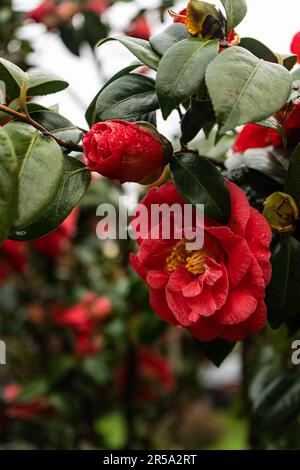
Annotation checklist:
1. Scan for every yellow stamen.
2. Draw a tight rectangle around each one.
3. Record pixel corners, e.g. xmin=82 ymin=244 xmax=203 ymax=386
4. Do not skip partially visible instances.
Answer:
xmin=166 ymin=241 xmax=207 ymax=275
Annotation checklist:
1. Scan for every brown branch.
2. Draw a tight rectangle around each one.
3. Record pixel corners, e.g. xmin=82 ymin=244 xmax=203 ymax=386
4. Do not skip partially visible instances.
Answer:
xmin=0 ymin=104 xmax=84 ymax=153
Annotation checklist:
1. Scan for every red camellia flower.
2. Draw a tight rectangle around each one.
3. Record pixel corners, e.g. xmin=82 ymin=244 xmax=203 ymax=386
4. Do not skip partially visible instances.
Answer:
xmin=116 ymin=347 xmax=176 ymax=403
xmin=26 ymin=0 xmax=55 ymax=23
xmin=291 ymin=32 xmax=300 ymax=63
xmin=233 ymin=102 xmax=300 ymax=153
xmin=83 ymin=120 xmax=172 ymax=184
xmin=233 ymin=123 xmax=283 ymax=153
xmin=130 ymin=181 xmax=272 ymax=342
xmin=125 ymin=13 xmax=151 ymax=41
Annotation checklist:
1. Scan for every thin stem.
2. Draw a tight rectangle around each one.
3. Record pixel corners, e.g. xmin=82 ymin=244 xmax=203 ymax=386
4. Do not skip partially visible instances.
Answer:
xmin=0 ymin=104 xmax=84 ymax=153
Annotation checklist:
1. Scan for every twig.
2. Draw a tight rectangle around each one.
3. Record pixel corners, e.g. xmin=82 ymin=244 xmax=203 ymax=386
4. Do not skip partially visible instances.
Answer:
xmin=0 ymin=104 xmax=84 ymax=153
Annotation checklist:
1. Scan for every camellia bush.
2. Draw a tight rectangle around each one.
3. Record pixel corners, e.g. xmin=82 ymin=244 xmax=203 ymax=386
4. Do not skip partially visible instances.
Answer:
xmin=1 ymin=0 xmax=300 ymax=450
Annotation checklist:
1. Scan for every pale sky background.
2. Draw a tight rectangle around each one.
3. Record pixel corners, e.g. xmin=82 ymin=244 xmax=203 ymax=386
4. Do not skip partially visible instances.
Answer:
xmin=13 ymin=0 xmax=300 ymax=133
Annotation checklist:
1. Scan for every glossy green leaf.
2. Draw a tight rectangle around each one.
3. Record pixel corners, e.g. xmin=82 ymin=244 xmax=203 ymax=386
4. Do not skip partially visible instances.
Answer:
xmin=156 ymin=38 xmax=218 ymax=119
xmin=0 ymin=57 xmax=26 ymax=100
xmin=170 ymin=152 xmax=231 ymax=223
xmin=266 ymin=235 xmax=300 ymax=328
xmin=221 ymin=0 xmax=247 ymax=31
xmin=0 ymin=127 xmax=18 ymax=243
xmin=239 ymin=38 xmax=277 ymax=63
xmin=30 ymin=110 xmax=83 ymax=150
xmin=181 ymin=99 xmax=215 ymax=144
xmin=206 ymin=47 xmax=292 ymax=133
xmin=94 ymin=74 xmax=158 ymax=122
xmin=98 ymin=37 xmax=160 ymax=70
xmin=285 ymin=144 xmax=300 ymax=207
xmin=2 ymin=122 xmax=64 ymax=229
xmin=150 ymin=23 xmax=191 ymax=56
xmin=85 ymin=63 xmax=142 ymax=126
xmin=11 ymin=156 xmax=90 ymax=241
xmin=27 ymin=71 xmax=69 ymax=96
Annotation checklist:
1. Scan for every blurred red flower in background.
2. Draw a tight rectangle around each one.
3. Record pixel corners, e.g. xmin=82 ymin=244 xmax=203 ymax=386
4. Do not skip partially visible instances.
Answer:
xmin=3 ymin=384 xmax=54 ymax=421
xmin=125 ymin=12 xmax=151 ymax=40
xmin=32 ymin=209 xmax=78 ymax=259
xmin=116 ymin=347 xmax=176 ymax=403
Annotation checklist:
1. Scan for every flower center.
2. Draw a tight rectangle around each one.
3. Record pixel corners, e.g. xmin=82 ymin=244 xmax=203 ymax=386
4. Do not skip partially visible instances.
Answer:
xmin=166 ymin=241 xmax=206 ymax=275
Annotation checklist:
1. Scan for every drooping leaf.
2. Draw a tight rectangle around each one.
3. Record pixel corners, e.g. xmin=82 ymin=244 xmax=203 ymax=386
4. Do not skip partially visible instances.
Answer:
xmin=2 ymin=122 xmax=64 ymax=229
xmin=0 ymin=127 xmax=18 ymax=243
xmin=181 ymin=98 xmax=215 ymax=144
xmin=83 ymin=11 xmax=108 ymax=49
xmin=156 ymin=38 xmax=218 ymax=119
xmin=150 ymin=23 xmax=191 ymax=56
xmin=170 ymin=152 xmax=231 ymax=223
xmin=220 ymin=0 xmax=247 ymax=31
xmin=98 ymin=37 xmax=160 ymax=70
xmin=94 ymin=74 xmax=159 ymax=122
xmin=11 ymin=156 xmax=90 ymax=241
xmin=206 ymin=47 xmax=292 ymax=133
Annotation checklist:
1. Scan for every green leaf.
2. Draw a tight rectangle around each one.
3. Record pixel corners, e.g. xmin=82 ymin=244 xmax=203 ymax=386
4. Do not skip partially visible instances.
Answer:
xmin=85 ymin=62 xmax=142 ymax=126
xmin=27 ymin=71 xmax=69 ymax=96
xmin=2 ymin=122 xmax=64 ymax=229
xmin=94 ymin=412 xmax=127 ymax=449
xmin=181 ymin=98 xmax=215 ymax=144
xmin=83 ymin=11 xmax=108 ymax=49
xmin=15 ymin=379 xmax=48 ymax=404
xmin=239 ymin=38 xmax=277 ymax=63
xmin=253 ymin=371 xmax=300 ymax=429
xmin=59 ymin=22 xmax=81 ymax=56
xmin=206 ymin=47 xmax=292 ymax=133
xmin=11 ymin=156 xmax=90 ymax=241
xmin=0 ymin=57 xmax=26 ymax=100
xmin=94 ymin=74 xmax=158 ymax=122
xmin=98 ymin=36 xmax=160 ymax=70
xmin=29 ymin=110 xmax=83 ymax=150
xmin=285 ymin=144 xmax=300 ymax=207
xmin=156 ymin=38 xmax=218 ymax=119
xmin=220 ymin=0 xmax=247 ymax=31
xmin=0 ymin=127 xmax=18 ymax=243
xmin=266 ymin=235 xmax=300 ymax=328
xmin=170 ymin=152 xmax=231 ymax=223
xmin=196 ymin=338 xmax=236 ymax=367
xmin=150 ymin=23 xmax=191 ymax=56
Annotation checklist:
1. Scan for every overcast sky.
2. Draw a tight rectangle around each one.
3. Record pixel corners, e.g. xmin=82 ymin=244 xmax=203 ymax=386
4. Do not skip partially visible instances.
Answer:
xmin=13 ymin=0 xmax=300 ymax=130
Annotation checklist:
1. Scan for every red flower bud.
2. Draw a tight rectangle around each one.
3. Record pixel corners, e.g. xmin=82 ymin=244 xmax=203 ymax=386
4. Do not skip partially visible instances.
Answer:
xmin=83 ymin=0 xmax=110 ymax=15
xmin=83 ymin=120 xmax=173 ymax=184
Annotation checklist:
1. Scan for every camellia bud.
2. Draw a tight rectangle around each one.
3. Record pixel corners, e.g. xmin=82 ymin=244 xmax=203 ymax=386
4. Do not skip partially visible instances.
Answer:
xmin=263 ymin=192 xmax=299 ymax=233
xmin=82 ymin=120 xmax=173 ymax=184
xmin=169 ymin=0 xmax=226 ymax=40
